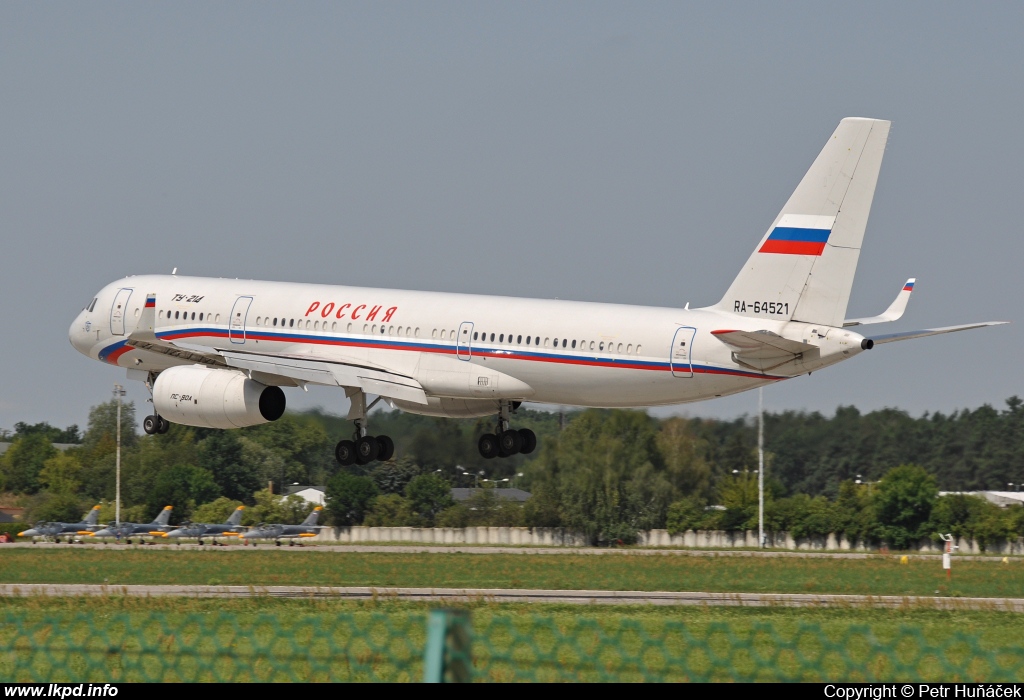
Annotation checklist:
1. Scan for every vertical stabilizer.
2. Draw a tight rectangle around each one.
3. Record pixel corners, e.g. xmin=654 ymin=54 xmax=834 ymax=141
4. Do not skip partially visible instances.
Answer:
xmin=301 ymin=506 xmax=323 ymax=526
xmin=226 ymin=506 xmax=245 ymax=526
xmin=154 ymin=505 xmax=173 ymax=527
xmin=716 ymin=118 xmax=891 ymax=327
xmin=84 ymin=505 xmax=101 ymax=526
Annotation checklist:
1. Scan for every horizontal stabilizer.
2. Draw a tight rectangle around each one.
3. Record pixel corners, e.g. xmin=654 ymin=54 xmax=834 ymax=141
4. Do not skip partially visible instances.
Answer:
xmin=844 ymin=278 xmax=915 ymax=326
xmin=712 ymin=329 xmax=814 ymax=372
xmin=868 ymin=321 xmax=1008 ymax=345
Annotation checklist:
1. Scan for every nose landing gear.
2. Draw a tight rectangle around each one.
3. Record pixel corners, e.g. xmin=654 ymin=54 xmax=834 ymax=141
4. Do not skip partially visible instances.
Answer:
xmin=478 ymin=401 xmax=537 ymax=459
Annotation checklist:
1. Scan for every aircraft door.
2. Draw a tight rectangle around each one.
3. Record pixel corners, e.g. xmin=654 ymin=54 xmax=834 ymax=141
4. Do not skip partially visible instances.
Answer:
xmin=457 ymin=321 xmax=474 ymax=360
xmin=109 ymin=288 xmax=133 ymax=336
xmin=670 ymin=326 xmax=697 ymax=378
xmin=229 ymin=296 xmax=253 ymax=344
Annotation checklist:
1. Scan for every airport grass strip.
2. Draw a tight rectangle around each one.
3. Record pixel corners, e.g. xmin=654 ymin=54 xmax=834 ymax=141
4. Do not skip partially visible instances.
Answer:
xmin=1 ymin=549 xmax=1022 ymax=599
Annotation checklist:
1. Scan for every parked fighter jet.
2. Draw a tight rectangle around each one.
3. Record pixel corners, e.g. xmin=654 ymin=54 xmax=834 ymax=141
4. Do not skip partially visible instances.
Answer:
xmin=163 ymin=506 xmax=247 ymax=545
xmin=89 ymin=506 xmax=174 ymax=544
xmin=241 ymin=506 xmax=324 ymax=546
xmin=18 ymin=505 xmax=103 ymax=543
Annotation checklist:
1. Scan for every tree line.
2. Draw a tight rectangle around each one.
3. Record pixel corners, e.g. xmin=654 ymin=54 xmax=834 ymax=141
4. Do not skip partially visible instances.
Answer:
xmin=2 ymin=397 xmax=1023 ymax=547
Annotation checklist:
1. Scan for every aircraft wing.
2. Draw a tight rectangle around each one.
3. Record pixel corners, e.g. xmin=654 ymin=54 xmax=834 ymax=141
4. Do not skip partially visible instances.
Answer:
xmin=126 ymin=293 xmax=428 ymax=404
xmin=711 ymin=329 xmax=815 ymax=372
xmin=866 ymin=321 xmax=1008 ymax=345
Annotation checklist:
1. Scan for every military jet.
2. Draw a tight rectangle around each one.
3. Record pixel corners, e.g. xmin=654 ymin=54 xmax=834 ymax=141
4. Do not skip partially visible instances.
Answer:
xmin=163 ymin=506 xmax=247 ymax=545
xmin=18 ymin=505 xmax=103 ymax=543
xmin=89 ymin=506 xmax=174 ymax=544
xmin=241 ymin=506 xmax=324 ymax=546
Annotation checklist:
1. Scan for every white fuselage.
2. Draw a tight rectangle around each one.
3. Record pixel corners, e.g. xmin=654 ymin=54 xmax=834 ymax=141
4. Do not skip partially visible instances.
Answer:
xmin=69 ymin=275 xmax=868 ymax=409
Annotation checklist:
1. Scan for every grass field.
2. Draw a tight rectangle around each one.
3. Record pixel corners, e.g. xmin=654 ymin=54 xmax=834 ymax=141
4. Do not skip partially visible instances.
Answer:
xmin=1 ymin=548 xmax=1021 ymax=598
xmin=2 ymin=597 xmax=1023 ymax=682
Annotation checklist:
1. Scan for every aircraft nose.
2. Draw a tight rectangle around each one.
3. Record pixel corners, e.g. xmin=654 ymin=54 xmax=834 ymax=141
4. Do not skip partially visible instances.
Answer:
xmin=69 ymin=309 xmax=91 ymax=356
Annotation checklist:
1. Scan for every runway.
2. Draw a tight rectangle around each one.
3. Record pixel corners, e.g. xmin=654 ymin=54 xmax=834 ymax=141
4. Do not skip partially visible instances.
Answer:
xmin=2 ymin=583 xmax=1022 ymax=611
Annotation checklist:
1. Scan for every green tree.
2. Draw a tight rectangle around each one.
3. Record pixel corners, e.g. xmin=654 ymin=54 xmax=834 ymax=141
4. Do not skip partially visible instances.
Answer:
xmin=38 ymin=451 xmax=82 ymax=495
xmin=404 ymin=473 xmax=453 ymax=526
xmin=198 ymin=430 xmax=262 ymax=503
xmin=244 ymin=488 xmax=316 ymax=526
xmin=369 ymin=457 xmax=421 ymax=495
xmin=146 ymin=465 xmax=220 ymax=523
xmin=873 ymin=465 xmax=938 ymax=549
xmin=325 ymin=472 xmax=379 ymax=525
xmin=14 ymin=421 xmax=81 ymax=444
xmin=190 ymin=497 xmax=245 ymax=525
xmin=0 ymin=435 xmax=58 ymax=494
xmin=363 ymin=494 xmax=416 ymax=527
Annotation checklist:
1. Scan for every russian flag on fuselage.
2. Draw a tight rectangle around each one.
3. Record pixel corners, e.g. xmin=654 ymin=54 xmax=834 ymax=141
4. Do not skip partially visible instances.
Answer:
xmin=758 ymin=214 xmax=836 ymax=256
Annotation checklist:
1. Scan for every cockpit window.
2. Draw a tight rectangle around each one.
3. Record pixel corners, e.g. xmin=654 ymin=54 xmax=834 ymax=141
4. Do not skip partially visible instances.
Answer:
xmin=85 ymin=298 xmax=97 ymax=312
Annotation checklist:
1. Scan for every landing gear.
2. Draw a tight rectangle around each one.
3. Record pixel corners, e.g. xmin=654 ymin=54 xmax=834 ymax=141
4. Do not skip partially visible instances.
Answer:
xmin=335 ymin=390 xmax=394 ymax=466
xmin=478 ymin=401 xmax=537 ymax=459
xmin=143 ymin=414 xmax=170 ymax=435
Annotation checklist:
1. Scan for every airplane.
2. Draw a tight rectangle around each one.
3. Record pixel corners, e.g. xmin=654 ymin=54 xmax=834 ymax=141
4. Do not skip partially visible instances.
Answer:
xmin=89 ymin=505 xmax=174 ymax=544
xmin=162 ymin=505 xmax=247 ymax=545
xmin=241 ymin=506 xmax=324 ymax=546
xmin=68 ymin=118 xmax=1005 ymax=466
xmin=18 ymin=505 xmax=103 ymax=543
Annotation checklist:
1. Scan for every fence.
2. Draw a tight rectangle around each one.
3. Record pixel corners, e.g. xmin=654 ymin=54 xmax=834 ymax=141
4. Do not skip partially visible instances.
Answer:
xmin=3 ymin=610 xmax=1023 ymax=682
xmin=317 ymin=526 xmax=1024 ymax=555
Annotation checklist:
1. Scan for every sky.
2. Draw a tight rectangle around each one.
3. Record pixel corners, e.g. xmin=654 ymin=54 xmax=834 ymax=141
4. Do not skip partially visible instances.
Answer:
xmin=1 ymin=2 xmax=1022 ymax=432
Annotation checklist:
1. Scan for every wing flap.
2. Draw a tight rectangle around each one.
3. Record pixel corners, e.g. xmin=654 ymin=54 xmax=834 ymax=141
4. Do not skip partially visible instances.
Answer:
xmin=711 ymin=329 xmax=814 ymax=372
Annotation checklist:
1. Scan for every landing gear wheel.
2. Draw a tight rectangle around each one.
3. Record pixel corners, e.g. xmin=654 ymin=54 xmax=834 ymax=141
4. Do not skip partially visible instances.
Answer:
xmin=335 ymin=440 xmax=357 ymax=466
xmin=355 ymin=436 xmax=380 ymax=465
xmin=499 ymin=429 xmax=523 ymax=457
xmin=518 ymin=428 xmax=537 ymax=455
xmin=157 ymin=417 xmax=170 ymax=434
xmin=143 ymin=415 xmax=160 ymax=435
xmin=376 ymin=435 xmax=395 ymax=462
xmin=478 ymin=433 xmax=500 ymax=459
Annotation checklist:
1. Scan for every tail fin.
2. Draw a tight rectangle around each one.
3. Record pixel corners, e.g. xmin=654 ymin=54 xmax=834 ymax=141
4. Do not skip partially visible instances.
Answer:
xmin=301 ymin=506 xmax=323 ymax=527
xmin=716 ymin=118 xmax=891 ymax=327
xmin=226 ymin=506 xmax=245 ymax=526
xmin=84 ymin=505 xmax=101 ymax=526
xmin=154 ymin=505 xmax=173 ymax=526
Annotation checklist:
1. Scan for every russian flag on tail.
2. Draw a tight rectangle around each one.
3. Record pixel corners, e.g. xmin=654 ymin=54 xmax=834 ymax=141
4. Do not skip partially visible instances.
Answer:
xmin=758 ymin=214 xmax=837 ymax=256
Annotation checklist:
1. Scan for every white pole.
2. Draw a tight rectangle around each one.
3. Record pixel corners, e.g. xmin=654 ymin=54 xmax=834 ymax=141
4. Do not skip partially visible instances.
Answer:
xmin=113 ymin=384 xmax=125 ymax=527
xmin=758 ymin=386 xmax=764 ymax=548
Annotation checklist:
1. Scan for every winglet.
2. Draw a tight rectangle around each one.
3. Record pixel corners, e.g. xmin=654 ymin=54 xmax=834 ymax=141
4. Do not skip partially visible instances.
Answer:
xmin=844 ymin=278 xmax=915 ymax=326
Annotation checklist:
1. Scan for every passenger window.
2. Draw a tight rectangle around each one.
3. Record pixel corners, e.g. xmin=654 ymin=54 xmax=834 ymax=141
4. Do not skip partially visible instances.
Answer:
xmin=490 ymin=333 xmax=495 ymax=341
xmin=289 ymin=319 xmax=294 ymax=328
xmin=517 ymin=335 xmax=522 ymax=344
xmin=191 ymin=312 xmax=195 ymax=321
xmin=215 ymin=314 xmax=220 ymax=323
xmin=199 ymin=313 xmax=204 ymax=321
xmin=440 ymin=329 xmax=445 ymax=340
xmin=571 ymin=340 xmax=576 ymax=349
xmin=499 ymin=334 xmax=504 ymax=342
xmin=332 ymin=322 xmax=337 ymax=331
xmin=617 ymin=343 xmax=622 ymax=353
xmin=526 ymin=336 xmax=531 ymax=345
xmin=415 ymin=328 xmax=420 ymax=337
xmin=389 ymin=325 xmax=394 ymax=335
xmin=432 ymin=329 xmax=437 ymax=339
xmin=637 ymin=345 xmax=642 ymax=354
xmin=398 ymin=326 xmax=403 ymax=336
xmin=473 ymin=332 xmax=478 ymax=341
xmin=589 ymin=341 xmax=595 ymax=350
xmin=381 ymin=326 xmax=386 ymax=334
xmin=553 ymin=338 xmax=558 ymax=347
xmin=599 ymin=342 xmax=604 ymax=351
xmin=627 ymin=344 xmax=632 ymax=353
xmin=363 ymin=324 xmax=368 ymax=333
xmin=562 ymin=339 xmax=567 ymax=348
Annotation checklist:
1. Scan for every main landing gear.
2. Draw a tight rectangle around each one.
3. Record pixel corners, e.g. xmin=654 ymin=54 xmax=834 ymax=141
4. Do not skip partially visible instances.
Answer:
xmin=143 ymin=414 xmax=170 ymax=435
xmin=478 ymin=401 xmax=537 ymax=459
xmin=335 ymin=390 xmax=395 ymax=466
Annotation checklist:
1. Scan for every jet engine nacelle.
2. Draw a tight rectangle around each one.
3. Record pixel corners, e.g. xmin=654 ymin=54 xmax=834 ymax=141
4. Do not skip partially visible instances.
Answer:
xmin=390 ymin=396 xmax=500 ymax=418
xmin=153 ymin=365 xmax=286 ymax=429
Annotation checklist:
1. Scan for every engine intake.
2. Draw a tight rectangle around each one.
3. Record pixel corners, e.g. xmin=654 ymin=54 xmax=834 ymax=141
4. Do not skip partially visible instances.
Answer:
xmin=153 ymin=365 xmax=285 ymax=429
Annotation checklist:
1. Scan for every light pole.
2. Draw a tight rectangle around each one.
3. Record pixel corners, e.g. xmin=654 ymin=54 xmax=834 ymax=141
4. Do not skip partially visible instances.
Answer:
xmin=112 ymin=384 xmax=126 ymax=527
xmin=758 ymin=387 xmax=764 ymax=549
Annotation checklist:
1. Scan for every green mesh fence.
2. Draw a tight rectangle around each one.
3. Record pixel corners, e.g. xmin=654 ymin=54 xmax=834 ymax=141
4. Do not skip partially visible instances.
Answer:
xmin=2 ymin=609 xmax=1023 ymax=682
